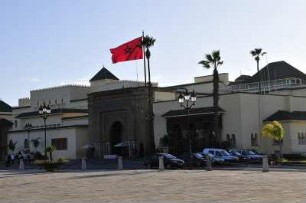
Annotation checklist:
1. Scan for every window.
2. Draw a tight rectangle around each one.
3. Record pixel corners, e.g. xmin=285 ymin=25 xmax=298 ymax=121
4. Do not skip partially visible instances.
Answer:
xmin=231 ymin=134 xmax=236 ymax=146
xmin=51 ymin=138 xmax=67 ymax=150
xmin=251 ymin=133 xmax=258 ymax=146
xmin=298 ymin=132 xmax=306 ymax=145
xmin=226 ymin=134 xmax=230 ymax=142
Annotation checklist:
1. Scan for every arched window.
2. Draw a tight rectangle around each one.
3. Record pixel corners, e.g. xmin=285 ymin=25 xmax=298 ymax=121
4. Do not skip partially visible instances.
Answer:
xmin=254 ymin=133 xmax=258 ymax=146
xmin=226 ymin=134 xmax=230 ymax=142
xmin=231 ymin=134 xmax=236 ymax=146
xmin=298 ymin=132 xmax=301 ymax=144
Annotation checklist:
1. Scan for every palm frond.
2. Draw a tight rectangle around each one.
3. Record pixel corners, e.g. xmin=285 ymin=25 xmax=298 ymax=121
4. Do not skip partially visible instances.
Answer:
xmin=212 ymin=50 xmax=220 ymax=60
xmin=255 ymin=48 xmax=262 ymax=54
xmin=198 ymin=60 xmax=210 ymax=68
xmin=206 ymin=54 xmax=213 ymax=62
xmin=141 ymin=35 xmax=156 ymax=48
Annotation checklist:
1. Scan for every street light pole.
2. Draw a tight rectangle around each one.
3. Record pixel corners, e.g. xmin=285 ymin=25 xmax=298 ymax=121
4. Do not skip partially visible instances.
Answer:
xmin=39 ymin=103 xmax=51 ymax=157
xmin=178 ymin=90 xmax=197 ymax=154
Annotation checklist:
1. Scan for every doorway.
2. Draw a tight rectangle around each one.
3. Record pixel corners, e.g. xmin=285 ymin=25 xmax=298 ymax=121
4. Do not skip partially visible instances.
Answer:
xmin=110 ymin=121 xmax=123 ymax=155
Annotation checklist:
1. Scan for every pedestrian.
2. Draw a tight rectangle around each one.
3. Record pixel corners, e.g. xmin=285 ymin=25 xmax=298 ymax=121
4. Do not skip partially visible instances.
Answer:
xmin=5 ymin=154 xmax=11 ymax=167
xmin=10 ymin=153 xmax=15 ymax=165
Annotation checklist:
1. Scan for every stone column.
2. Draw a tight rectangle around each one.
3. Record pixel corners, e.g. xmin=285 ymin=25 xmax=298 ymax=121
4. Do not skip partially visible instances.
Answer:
xmin=118 ymin=156 xmax=123 ymax=170
xmin=206 ymin=154 xmax=212 ymax=171
xmin=19 ymin=159 xmax=24 ymax=170
xmin=81 ymin=158 xmax=87 ymax=170
xmin=159 ymin=156 xmax=164 ymax=170
xmin=262 ymin=155 xmax=269 ymax=172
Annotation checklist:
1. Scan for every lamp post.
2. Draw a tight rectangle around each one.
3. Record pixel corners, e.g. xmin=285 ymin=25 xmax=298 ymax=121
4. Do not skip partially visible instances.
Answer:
xmin=178 ymin=90 xmax=197 ymax=154
xmin=24 ymin=123 xmax=32 ymax=149
xmin=38 ymin=103 xmax=51 ymax=157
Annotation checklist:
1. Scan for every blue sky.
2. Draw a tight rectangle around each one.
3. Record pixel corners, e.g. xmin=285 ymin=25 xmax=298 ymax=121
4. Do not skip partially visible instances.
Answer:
xmin=1 ymin=0 xmax=306 ymax=106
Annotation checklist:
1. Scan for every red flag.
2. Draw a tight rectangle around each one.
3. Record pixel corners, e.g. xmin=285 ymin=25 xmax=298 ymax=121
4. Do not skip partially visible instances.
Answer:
xmin=110 ymin=37 xmax=143 ymax=63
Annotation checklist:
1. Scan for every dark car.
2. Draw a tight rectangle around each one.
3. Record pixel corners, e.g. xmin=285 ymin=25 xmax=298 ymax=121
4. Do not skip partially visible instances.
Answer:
xmin=238 ymin=149 xmax=263 ymax=163
xmin=144 ymin=153 xmax=185 ymax=169
xmin=228 ymin=149 xmax=250 ymax=162
xmin=178 ymin=152 xmax=206 ymax=167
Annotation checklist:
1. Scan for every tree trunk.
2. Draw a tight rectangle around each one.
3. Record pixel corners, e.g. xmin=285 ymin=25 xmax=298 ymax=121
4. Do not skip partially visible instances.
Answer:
xmin=213 ymin=67 xmax=220 ymax=144
xmin=279 ymin=142 xmax=283 ymax=159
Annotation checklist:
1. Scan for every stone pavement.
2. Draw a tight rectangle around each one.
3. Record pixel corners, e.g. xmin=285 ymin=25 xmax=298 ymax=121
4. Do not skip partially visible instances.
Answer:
xmin=0 ymin=169 xmax=305 ymax=202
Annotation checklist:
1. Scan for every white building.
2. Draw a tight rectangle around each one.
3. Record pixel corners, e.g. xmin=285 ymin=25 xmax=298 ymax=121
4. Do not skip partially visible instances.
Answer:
xmin=7 ymin=61 xmax=306 ymax=159
xmin=8 ymin=85 xmax=89 ymax=159
xmin=154 ymin=61 xmax=306 ymax=155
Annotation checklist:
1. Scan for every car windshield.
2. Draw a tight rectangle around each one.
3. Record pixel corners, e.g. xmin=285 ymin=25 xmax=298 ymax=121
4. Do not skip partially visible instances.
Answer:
xmin=248 ymin=151 xmax=256 ymax=155
xmin=231 ymin=151 xmax=241 ymax=156
xmin=193 ymin=153 xmax=203 ymax=158
xmin=163 ymin=153 xmax=177 ymax=159
xmin=220 ymin=150 xmax=230 ymax=156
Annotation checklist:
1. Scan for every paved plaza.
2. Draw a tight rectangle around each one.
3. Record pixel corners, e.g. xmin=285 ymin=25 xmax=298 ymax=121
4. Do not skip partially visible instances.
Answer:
xmin=0 ymin=168 xmax=305 ymax=202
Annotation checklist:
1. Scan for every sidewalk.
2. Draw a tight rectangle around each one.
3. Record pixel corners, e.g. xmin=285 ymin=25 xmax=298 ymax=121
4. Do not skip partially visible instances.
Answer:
xmin=0 ymin=169 xmax=305 ymax=202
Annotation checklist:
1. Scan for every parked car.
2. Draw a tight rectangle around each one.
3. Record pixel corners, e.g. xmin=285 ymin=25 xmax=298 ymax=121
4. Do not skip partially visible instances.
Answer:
xmin=178 ymin=152 xmax=206 ymax=167
xmin=237 ymin=149 xmax=263 ymax=162
xmin=228 ymin=149 xmax=250 ymax=162
xmin=198 ymin=152 xmax=225 ymax=165
xmin=203 ymin=148 xmax=239 ymax=163
xmin=144 ymin=153 xmax=185 ymax=169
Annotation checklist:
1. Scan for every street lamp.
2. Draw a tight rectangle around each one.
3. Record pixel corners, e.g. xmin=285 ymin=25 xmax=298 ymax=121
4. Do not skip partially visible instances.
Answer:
xmin=24 ymin=123 xmax=32 ymax=149
xmin=178 ymin=90 xmax=197 ymax=154
xmin=38 ymin=103 xmax=51 ymax=157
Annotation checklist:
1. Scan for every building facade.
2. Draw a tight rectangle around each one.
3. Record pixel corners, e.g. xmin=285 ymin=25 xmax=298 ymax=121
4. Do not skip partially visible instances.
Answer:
xmin=0 ymin=100 xmax=13 ymax=160
xmin=6 ymin=61 xmax=306 ymax=159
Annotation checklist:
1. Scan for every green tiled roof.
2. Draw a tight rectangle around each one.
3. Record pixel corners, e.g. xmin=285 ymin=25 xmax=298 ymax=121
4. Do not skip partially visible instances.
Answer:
xmin=90 ymin=67 xmax=119 ymax=82
xmin=0 ymin=100 xmax=12 ymax=112
xmin=264 ymin=110 xmax=306 ymax=121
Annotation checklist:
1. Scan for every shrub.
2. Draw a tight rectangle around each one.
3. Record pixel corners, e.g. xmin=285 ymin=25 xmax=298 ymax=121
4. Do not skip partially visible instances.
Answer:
xmin=34 ymin=159 xmax=66 ymax=172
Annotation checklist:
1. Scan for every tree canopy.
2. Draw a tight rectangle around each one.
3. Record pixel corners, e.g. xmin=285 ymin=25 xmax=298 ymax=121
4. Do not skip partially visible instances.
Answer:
xmin=261 ymin=120 xmax=284 ymax=142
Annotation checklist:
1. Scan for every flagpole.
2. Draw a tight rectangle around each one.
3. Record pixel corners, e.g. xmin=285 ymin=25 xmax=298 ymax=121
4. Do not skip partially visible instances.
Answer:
xmin=142 ymin=31 xmax=147 ymax=86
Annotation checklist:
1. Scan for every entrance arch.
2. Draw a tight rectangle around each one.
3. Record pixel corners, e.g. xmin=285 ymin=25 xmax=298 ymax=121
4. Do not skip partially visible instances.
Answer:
xmin=109 ymin=121 xmax=123 ymax=155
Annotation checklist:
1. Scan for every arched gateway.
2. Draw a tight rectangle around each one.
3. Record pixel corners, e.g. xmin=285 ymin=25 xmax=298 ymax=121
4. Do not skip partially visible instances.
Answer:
xmin=109 ymin=121 xmax=123 ymax=155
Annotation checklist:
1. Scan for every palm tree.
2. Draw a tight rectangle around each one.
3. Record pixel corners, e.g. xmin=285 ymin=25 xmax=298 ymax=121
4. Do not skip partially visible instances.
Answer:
xmin=139 ymin=35 xmax=156 ymax=153
xmin=8 ymin=140 xmax=17 ymax=153
xmin=140 ymin=36 xmax=156 ymax=88
xmin=46 ymin=145 xmax=56 ymax=161
xmin=250 ymin=48 xmax=266 ymax=94
xmin=31 ymin=137 xmax=41 ymax=153
xmin=199 ymin=50 xmax=223 ymax=145
xmin=261 ymin=121 xmax=284 ymax=158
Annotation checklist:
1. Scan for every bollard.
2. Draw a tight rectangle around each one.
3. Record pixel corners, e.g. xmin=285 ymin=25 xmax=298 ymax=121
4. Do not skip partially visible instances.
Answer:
xmin=159 ymin=156 xmax=164 ymax=170
xmin=19 ymin=159 xmax=24 ymax=170
xmin=262 ymin=155 xmax=269 ymax=172
xmin=206 ymin=154 xmax=212 ymax=171
xmin=118 ymin=156 xmax=123 ymax=170
xmin=81 ymin=158 xmax=87 ymax=170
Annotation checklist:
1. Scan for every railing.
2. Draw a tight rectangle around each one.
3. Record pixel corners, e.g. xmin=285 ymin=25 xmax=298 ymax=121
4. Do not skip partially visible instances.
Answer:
xmin=230 ymin=78 xmax=306 ymax=93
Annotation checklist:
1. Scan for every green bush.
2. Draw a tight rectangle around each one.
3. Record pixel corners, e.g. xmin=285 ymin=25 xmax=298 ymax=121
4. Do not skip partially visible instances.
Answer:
xmin=35 ymin=159 xmax=66 ymax=172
